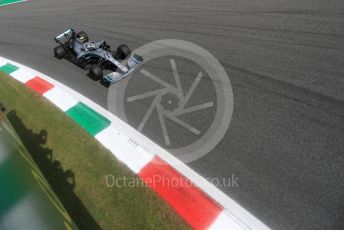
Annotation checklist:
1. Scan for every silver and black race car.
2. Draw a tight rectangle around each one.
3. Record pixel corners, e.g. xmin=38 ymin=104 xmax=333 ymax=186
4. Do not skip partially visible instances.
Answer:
xmin=53 ymin=28 xmax=143 ymax=85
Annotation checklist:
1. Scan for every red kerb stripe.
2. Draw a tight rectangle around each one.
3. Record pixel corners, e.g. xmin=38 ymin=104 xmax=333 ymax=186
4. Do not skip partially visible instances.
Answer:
xmin=25 ymin=77 xmax=54 ymax=94
xmin=139 ymin=156 xmax=222 ymax=230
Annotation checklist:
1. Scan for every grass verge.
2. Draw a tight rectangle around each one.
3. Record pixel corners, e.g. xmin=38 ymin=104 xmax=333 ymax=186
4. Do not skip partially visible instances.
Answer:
xmin=0 ymin=72 xmax=189 ymax=230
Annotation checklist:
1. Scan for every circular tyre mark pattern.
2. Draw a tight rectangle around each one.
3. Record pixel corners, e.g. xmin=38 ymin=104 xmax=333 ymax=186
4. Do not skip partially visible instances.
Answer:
xmin=108 ymin=40 xmax=234 ymax=163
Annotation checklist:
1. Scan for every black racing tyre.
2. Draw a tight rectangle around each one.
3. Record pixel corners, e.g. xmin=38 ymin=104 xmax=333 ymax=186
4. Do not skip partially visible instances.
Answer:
xmin=54 ymin=46 xmax=66 ymax=59
xmin=117 ymin=44 xmax=131 ymax=59
xmin=89 ymin=65 xmax=103 ymax=81
xmin=76 ymin=31 xmax=89 ymax=43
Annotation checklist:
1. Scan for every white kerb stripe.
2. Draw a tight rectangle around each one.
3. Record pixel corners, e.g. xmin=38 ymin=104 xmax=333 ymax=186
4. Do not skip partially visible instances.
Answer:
xmin=43 ymin=87 xmax=78 ymax=112
xmin=10 ymin=68 xmax=35 ymax=83
xmin=95 ymin=126 xmax=154 ymax=173
xmin=208 ymin=210 xmax=245 ymax=230
xmin=0 ymin=59 xmax=8 ymax=67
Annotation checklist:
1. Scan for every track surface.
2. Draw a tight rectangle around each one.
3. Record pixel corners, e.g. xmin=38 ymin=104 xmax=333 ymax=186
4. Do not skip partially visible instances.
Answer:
xmin=1 ymin=0 xmax=344 ymax=229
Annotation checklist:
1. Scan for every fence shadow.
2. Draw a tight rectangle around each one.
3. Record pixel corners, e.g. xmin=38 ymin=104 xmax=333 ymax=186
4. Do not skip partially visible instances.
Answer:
xmin=7 ymin=110 xmax=101 ymax=230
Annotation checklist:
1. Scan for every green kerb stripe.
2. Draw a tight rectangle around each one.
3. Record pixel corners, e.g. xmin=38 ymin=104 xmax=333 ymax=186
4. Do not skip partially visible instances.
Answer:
xmin=0 ymin=63 xmax=19 ymax=74
xmin=0 ymin=0 xmax=25 ymax=7
xmin=66 ymin=103 xmax=111 ymax=136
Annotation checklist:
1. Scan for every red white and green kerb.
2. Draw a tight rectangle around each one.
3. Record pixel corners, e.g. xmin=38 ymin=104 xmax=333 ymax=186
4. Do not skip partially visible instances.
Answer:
xmin=0 ymin=57 xmax=268 ymax=230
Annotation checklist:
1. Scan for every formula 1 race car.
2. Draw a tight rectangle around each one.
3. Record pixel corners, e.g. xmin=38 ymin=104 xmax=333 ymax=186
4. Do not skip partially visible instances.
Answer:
xmin=53 ymin=28 xmax=143 ymax=85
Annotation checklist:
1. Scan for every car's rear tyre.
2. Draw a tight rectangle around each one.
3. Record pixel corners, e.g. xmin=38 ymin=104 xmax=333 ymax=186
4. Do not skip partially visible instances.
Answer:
xmin=89 ymin=65 xmax=103 ymax=81
xmin=77 ymin=31 xmax=89 ymax=43
xmin=117 ymin=44 xmax=131 ymax=59
xmin=54 ymin=46 xmax=66 ymax=59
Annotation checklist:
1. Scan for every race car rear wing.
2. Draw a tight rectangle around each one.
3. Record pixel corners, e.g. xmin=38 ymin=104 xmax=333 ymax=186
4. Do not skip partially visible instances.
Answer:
xmin=54 ymin=28 xmax=76 ymax=45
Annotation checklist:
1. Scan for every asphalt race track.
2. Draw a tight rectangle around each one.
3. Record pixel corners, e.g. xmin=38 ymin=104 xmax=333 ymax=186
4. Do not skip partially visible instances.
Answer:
xmin=1 ymin=0 xmax=344 ymax=229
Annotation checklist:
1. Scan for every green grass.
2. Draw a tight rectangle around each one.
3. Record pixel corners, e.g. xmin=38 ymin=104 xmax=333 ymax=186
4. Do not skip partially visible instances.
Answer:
xmin=0 ymin=72 xmax=189 ymax=230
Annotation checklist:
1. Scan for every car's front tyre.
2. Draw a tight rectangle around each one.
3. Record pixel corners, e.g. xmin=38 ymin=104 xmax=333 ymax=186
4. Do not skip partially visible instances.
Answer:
xmin=89 ymin=65 xmax=103 ymax=81
xmin=54 ymin=46 xmax=66 ymax=59
xmin=117 ymin=44 xmax=131 ymax=60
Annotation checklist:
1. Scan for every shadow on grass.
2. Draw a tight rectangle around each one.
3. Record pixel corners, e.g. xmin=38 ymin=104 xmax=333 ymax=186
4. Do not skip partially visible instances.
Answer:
xmin=7 ymin=110 xmax=101 ymax=230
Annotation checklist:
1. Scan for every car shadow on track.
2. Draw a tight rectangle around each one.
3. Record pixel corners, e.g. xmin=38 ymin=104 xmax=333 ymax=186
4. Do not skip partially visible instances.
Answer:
xmin=7 ymin=110 xmax=101 ymax=230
